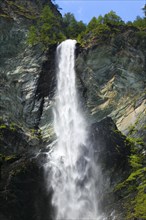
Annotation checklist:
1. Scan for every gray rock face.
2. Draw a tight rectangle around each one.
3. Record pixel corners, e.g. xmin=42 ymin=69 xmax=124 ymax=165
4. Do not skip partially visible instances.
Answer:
xmin=1 ymin=6 xmax=145 ymax=143
xmin=0 ymin=2 xmax=58 ymax=219
xmin=0 ymin=0 xmax=59 ymax=143
xmin=0 ymin=15 xmax=38 ymax=123
xmin=76 ymin=33 xmax=146 ymax=136
xmin=75 ymin=35 xmax=146 ymax=219
xmin=0 ymin=156 xmax=55 ymax=220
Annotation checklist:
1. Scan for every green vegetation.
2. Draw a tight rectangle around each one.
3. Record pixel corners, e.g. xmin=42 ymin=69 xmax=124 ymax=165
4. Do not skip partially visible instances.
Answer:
xmin=129 ymin=154 xmax=143 ymax=170
xmin=102 ymin=10 xmax=124 ymax=25
xmin=63 ymin=13 xmax=86 ymax=39
xmin=1 ymin=0 xmax=37 ymax=20
xmin=27 ymin=5 xmax=65 ymax=48
xmin=27 ymin=2 xmax=146 ymax=49
xmin=132 ymin=16 xmax=146 ymax=29
xmin=28 ymin=8 xmax=127 ymax=48
xmin=0 ymin=122 xmax=17 ymax=133
xmin=1 ymin=1 xmax=145 ymax=49
xmin=0 ymin=13 xmax=11 ymax=19
xmin=115 ymin=134 xmax=146 ymax=219
xmin=0 ymin=153 xmax=17 ymax=163
xmin=126 ymin=136 xmax=145 ymax=148
xmin=143 ymin=125 xmax=146 ymax=130
xmin=114 ymin=113 xmax=146 ymax=219
xmin=77 ymin=11 xmax=125 ymax=46
xmin=30 ymin=128 xmax=42 ymax=140
xmin=0 ymin=124 xmax=7 ymax=129
xmin=134 ymin=182 xmax=146 ymax=219
xmin=128 ymin=124 xmax=137 ymax=135
xmin=28 ymin=8 xmax=86 ymax=48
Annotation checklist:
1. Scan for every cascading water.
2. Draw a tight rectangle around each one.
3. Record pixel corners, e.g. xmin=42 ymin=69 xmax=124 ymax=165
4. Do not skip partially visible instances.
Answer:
xmin=45 ymin=39 xmax=105 ymax=220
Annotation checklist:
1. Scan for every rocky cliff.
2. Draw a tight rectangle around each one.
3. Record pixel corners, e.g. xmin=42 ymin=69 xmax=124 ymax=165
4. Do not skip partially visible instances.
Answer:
xmin=0 ymin=0 xmax=146 ymax=219
xmin=76 ymin=29 xmax=146 ymax=219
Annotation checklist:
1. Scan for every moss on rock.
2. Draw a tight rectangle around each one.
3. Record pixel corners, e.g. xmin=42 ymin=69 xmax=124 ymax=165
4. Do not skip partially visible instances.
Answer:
xmin=114 ymin=134 xmax=146 ymax=219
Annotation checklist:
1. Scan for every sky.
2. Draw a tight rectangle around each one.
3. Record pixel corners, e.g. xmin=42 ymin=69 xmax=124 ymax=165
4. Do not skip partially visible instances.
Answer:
xmin=55 ymin=0 xmax=145 ymax=24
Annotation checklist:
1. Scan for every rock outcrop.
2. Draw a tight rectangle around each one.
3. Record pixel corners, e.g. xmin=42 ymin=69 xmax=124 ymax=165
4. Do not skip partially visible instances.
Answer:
xmin=0 ymin=1 xmax=58 ymax=219
xmin=75 ymin=31 xmax=146 ymax=219
xmin=76 ymin=31 xmax=146 ymax=135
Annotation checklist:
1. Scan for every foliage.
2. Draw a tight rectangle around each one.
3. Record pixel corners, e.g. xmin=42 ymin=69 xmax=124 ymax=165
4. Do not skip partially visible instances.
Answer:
xmin=136 ymin=30 xmax=146 ymax=37
xmin=92 ymin=24 xmax=111 ymax=37
xmin=27 ymin=4 xmax=146 ymax=49
xmin=115 ymin=168 xmax=146 ymax=191
xmin=28 ymin=7 xmax=127 ymax=48
xmin=142 ymin=4 xmax=146 ymax=17
xmin=77 ymin=9 xmax=146 ymax=48
xmin=114 ymin=134 xmax=146 ymax=219
xmin=129 ymin=154 xmax=143 ymax=170
xmin=62 ymin=13 xmax=86 ymax=39
xmin=87 ymin=16 xmax=99 ymax=31
xmin=134 ymin=182 xmax=146 ymax=218
xmin=0 ymin=124 xmax=7 ymax=129
xmin=0 ymin=122 xmax=16 ymax=132
xmin=27 ymin=5 xmax=65 ymax=48
xmin=78 ymin=11 xmax=125 ymax=46
xmin=87 ymin=11 xmax=124 ymax=31
xmin=0 ymin=153 xmax=17 ymax=163
xmin=126 ymin=136 xmax=144 ymax=148
xmin=27 ymin=8 xmax=87 ymax=47
xmin=132 ymin=16 xmax=146 ymax=29
xmin=103 ymin=10 xmax=124 ymax=25
xmin=128 ymin=124 xmax=137 ymax=135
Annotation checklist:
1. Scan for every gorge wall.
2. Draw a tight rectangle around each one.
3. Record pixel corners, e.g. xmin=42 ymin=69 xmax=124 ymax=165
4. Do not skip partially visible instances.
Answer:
xmin=0 ymin=0 xmax=146 ymax=219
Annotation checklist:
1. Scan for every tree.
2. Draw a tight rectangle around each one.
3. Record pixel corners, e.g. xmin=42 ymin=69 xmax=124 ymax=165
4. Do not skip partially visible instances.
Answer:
xmin=63 ymin=13 xmax=86 ymax=39
xmin=63 ymin=13 xmax=77 ymax=38
xmin=133 ymin=16 xmax=146 ymax=29
xmin=142 ymin=4 xmax=146 ymax=17
xmin=96 ymin=15 xmax=104 ymax=25
xmin=27 ymin=5 xmax=65 ymax=47
xmin=103 ymin=11 xmax=124 ymax=25
xmin=87 ymin=17 xmax=98 ymax=31
xmin=86 ymin=12 xmax=124 ymax=35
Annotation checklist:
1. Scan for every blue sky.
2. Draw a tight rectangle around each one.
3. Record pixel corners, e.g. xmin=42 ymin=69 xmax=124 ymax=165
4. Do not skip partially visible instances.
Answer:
xmin=55 ymin=0 xmax=145 ymax=24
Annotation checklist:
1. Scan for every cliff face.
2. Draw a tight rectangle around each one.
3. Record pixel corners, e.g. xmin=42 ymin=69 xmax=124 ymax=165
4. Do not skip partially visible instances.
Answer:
xmin=0 ymin=1 xmax=58 ymax=220
xmin=0 ymin=0 xmax=59 ymax=143
xmin=75 ymin=33 xmax=146 ymax=219
xmin=0 ymin=1 xmax=146 ymax=219
xmin=76 ymin=32 xmax=146 ymax=135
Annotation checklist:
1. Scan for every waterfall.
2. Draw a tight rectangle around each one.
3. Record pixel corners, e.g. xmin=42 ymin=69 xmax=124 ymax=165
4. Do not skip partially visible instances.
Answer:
xmin=45 ymin=40 xmax=105 ymax=220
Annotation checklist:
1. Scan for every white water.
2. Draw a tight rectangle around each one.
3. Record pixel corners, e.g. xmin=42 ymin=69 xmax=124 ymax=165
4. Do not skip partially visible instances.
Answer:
xmin=45 ymin=40 xmax=104 ymax=220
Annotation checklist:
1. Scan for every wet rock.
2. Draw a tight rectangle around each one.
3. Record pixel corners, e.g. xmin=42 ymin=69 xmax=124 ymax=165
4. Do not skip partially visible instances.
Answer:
xmin=90 ymin=117 xmax=131 ymax=181
xmin=0 ymin=156 xmax=55 ymax=220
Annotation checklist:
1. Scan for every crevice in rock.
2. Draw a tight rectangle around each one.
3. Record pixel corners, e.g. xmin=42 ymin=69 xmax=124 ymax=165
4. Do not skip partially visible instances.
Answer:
xmin=35 ymin=44 xmax=57 ymax=101
xmin=32 ymin=44 xmax=57 ymax=128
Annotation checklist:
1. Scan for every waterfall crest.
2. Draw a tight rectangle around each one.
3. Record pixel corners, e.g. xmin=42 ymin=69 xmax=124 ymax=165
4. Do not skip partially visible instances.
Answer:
xmin=45 ymin=39 xmax=104 ymax=220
